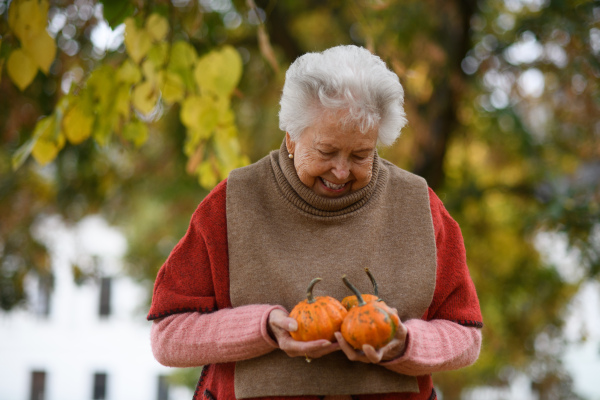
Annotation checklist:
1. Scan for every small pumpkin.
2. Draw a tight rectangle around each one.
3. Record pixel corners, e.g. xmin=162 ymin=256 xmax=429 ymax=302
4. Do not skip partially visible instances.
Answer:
xmin=341 ymin=267 xmax=380 ymax=310
xmin=340 ymin=275 xmax=400 ymax=350
xmin=289 ymin=278 xmax=348 ymax=342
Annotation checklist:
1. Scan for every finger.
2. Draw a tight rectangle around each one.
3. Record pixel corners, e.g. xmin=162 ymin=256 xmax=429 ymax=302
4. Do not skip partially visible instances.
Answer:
xmin=279 ymin=337 xmax=333 ymax=358
xmin=334 ymin=332 xmax=366 ymax=362
xmin=304 ymin=341 xmax=341 ymax=359
xmin=362 ymin=344 xmax=383 ymax=363
xmin=278 ymin=317 xmax=298 ymax=332
xmin=270 ymin=312 xmax=298 ymax=333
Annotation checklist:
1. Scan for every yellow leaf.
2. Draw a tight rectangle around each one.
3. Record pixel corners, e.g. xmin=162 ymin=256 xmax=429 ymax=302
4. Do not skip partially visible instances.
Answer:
xmin=23 ymin=30 xmax=56 ymax=74
xmin=147 ymin=42 xmax=169 ymax=68
xmin=8 ymin=0 xmax=48 ymax=42
xmin=180 ymin=95 xmax=218 ymax=133
xmin=124 ymin=18 xmax=152 ymax=64
xmin=0 ymin=58 xmax=4 ymax=86
xmin=30 ymin=115 xmax=65 ymax=165
xmin=87 ymin=65 xmax=117 ymax=109
xmin=122 ymin=119 xmax=149 ymax=147
xmin=117 ymin=59 xmax=142 ymax=84
xmin=93 ymin=121 xmax=113 ymax=146
xmin=63 ymin=104 xmax=94 ymax=145
xmin=115 ymin=85 xmax=131 ymax=120
xmin=214 ymin=130 xmax=241 ymax=175
xmin=141 ymin=59 xmax=161 ymax=86
xmin=145 ymin=13 xmax=169 ymax=42
xmin=161 ymin=71 xmax=185 ymax=104
xmin=132 ymin=81 xmax=159 ymax=115
xmin=168 ymin=41 xmax=198 ymax=91
xmin=194 ymin=46 xmax=242 ymax=97
xmin=32 ymin=140 xmax=61 ymax=165
xmin=197 ymin=159 xmax=218 ymax=188
xmin=7 ymin=48 xmax=38 ymax=91
xmin=170 ymin=41 xmax=198 ymax=69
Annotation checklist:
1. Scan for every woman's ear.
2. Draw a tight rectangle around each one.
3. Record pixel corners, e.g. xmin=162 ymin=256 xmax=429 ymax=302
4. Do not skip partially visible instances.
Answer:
xmin=285 ymin=132 xmax=295 ymax=155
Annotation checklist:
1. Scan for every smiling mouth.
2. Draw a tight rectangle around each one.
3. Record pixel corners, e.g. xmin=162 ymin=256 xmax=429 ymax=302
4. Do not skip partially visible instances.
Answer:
xmin=321 ymin=177 xmax=347 ymax=191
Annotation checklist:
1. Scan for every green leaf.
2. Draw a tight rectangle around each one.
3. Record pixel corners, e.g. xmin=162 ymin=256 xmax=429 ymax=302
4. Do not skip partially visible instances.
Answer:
xmin=168 ymin=41 xmax=198 ymax=91
xmin=147 ymin=42 xmax=169 ymax=69
xmin=98 ymin=0 xmax=136 ymax=29
xmin=12 ymin=136 xmax=37 ymax=170
xmin=122 ymin=119 xmax=149 ymax=147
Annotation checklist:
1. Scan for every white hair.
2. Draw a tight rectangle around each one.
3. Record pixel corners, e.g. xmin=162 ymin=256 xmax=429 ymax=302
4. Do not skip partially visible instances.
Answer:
xmin=279 ymin=45 xmax=407 ymax=146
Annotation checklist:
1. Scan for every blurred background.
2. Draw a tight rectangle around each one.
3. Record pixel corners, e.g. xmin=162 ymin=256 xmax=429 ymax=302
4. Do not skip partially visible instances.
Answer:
xmin=1 ymin=0 xmax=599 ymax=399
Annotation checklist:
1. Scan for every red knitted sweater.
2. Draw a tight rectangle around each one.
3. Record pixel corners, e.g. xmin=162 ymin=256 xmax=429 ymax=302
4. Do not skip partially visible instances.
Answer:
xmin=147 ymin=179 xmax=483 ymax=400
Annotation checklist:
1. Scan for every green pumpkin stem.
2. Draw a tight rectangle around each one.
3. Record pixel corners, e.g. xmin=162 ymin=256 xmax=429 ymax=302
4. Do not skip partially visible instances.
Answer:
xmin=342 ymin=275 xmax=366 ymax=306
xmin=365 ymin=268 xmax=379 ymax=297
xmin=306 ymin=278 xmax=322 ymax=304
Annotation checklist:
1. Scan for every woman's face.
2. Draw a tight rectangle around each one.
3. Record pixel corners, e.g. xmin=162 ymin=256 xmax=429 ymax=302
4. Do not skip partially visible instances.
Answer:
xmin=286 ymin=113 xmax=378 ymax=198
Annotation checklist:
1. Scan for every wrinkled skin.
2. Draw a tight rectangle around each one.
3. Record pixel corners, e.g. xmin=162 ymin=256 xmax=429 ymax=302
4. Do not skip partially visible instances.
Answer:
xmin=285 ymin=112 xmax=377 ymax=199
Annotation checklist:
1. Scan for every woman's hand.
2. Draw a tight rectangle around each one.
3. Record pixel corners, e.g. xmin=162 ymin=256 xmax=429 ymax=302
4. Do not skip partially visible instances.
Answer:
xmin=334 ymin=311 xmax=408 ymax=364
xmin=268 ymin=309 xmax=340 ymax=360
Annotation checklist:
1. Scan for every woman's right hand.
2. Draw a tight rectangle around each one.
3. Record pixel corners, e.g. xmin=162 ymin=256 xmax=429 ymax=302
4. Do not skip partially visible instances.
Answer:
xmin=268 ymin=308 xmax=340 ymax=360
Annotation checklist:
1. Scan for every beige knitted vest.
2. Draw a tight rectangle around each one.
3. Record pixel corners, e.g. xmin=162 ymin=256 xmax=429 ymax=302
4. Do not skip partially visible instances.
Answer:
xmin=227 ymin=142 xmax=437 ymax=398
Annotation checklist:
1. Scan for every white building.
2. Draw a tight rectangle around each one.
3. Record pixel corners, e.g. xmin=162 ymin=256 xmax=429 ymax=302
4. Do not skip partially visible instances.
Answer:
xmin=0 ymin=215 xmax=193 ymax=400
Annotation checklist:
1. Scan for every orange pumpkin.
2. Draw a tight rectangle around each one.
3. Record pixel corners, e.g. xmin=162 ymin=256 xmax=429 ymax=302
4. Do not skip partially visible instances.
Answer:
xmin=340 ymin=275 xmax=400 ymax=350
xmin=289 ymin=278 xmax=348 ymax=342
xmin=341 ymin=268 xmax=380 ymax=310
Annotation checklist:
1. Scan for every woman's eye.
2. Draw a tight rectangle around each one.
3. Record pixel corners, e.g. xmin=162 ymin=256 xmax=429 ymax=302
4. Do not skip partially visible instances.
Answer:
xmin=353 ymin=154 xmax=368 ymax=161
xmin=319 ymin=150 xmax=334 ymax=156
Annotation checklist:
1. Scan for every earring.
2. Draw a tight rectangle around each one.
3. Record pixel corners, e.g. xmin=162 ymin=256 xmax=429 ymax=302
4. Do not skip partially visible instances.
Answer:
xmin=289 ymin=153 xmax=294 ymax=159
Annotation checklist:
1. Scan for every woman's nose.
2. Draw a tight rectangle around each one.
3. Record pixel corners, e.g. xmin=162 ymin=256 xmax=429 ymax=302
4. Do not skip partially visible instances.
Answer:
xmin=332 ymin=158 xmax=350 ymax=180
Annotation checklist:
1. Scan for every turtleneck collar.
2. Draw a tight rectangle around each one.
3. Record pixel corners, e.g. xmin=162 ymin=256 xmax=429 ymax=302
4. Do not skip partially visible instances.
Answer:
xmin=269 ymin=140 xmax=387 ymax=217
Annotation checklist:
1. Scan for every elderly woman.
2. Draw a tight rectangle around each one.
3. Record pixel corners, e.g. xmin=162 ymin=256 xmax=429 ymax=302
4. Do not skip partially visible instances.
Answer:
xmin=148 ymin=45 xmax=483 ymax=400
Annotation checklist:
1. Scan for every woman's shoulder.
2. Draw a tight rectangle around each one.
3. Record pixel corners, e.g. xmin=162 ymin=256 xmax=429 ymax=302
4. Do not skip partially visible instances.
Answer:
xmin=192 ymin=179 xmax=228 ymax=222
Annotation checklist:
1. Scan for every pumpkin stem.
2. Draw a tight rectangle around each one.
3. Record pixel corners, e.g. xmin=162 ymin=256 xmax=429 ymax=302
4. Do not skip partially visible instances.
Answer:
xmin=342 ymin=275 xmax=366 ymax=306
xmin=306 ymin=278 xmax=322 ymax=304
xmin=365 ymin=268 xmax=379 ymax=297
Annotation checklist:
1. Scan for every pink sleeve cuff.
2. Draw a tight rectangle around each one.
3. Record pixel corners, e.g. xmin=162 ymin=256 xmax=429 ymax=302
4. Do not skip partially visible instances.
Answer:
xmin=380 ymin=319 xmax=482 ymax=376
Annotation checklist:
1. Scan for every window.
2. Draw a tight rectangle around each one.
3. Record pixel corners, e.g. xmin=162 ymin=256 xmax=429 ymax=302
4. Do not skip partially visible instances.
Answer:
xmin=157 ymin=375 xmax=169 ymax=400
xmin=36 ymin=274 xmax=52 ymax=317
xmin=93 ymin=372 xmax=107 ymax=400
xmin=98 ymin=277 xmax=111 ymax=317
xmin=29 ymin=371 xmax=46 ymax=400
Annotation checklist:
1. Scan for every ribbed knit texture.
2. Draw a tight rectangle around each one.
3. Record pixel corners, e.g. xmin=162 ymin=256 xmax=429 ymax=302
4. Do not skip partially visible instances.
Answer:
xmin=147 ymin=172 xmax=483 ymax=400
xmin=272 ymin=141 xmax=385 ymax=216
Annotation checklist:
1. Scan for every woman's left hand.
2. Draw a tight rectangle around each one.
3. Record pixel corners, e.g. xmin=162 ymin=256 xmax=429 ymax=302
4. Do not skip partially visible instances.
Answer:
xmin=334 ymin=316 xmax=408 ymax=364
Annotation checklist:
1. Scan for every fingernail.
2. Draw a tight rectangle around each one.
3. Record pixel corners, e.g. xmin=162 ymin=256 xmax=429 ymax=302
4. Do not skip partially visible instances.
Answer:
xmin=322 ymin=341 xmax=331 ymax=347
xmin=289 ymin=321 xmax=298 ymax=331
